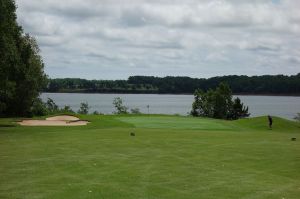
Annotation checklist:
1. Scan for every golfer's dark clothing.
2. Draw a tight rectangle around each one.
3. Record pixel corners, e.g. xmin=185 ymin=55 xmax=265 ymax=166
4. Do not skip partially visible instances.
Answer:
xmin=268 ymin=116 xmax=273 ymax=128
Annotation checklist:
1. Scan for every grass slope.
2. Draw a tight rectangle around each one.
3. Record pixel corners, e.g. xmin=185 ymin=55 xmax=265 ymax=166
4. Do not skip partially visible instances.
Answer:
xmin=0 ymin=115 xmax=299 ymax=199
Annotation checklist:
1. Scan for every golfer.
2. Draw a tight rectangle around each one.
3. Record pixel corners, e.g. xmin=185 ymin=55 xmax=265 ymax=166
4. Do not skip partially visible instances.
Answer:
xmin=268 ymin=115 xmax=273 ymax=129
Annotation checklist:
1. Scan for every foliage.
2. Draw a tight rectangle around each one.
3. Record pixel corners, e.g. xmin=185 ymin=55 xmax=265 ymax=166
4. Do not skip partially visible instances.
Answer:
xmin=60 ymin=105 xmax=75 ymax=114
xmin=130 ymin=107 xmax=141 ymax=114
xmin=77 ymin=102 xmax=89 ymax=114
xmin=45 ymin=98 xmax=59 ymax=113
xmin=93 ymin=110 xmax=103 ymax=115
xmin=0 ymin=0 xmax=47 ymax=117
xmin=191 ymin=83 xmax=250 ymax=120
xmin=44 ymin=74 xmax=300 ymax=94
xmin=31 ymin=98 xmax=48 ymax=116
xmin=30 ymin=98 xmax=75 ymax=116
xmin=294 ymin=113 xmax=300 ymax=122
xmin=113 ymin=97 xmax=128 ymax=114
xmin=231 ymin=97 xmax=250 ymax=120
xmin=93 ymin=111 xmax=99 ymax=115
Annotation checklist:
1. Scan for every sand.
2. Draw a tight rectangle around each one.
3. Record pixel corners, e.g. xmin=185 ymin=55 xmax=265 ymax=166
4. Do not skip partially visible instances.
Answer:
xmin=18 ymin=115 xmax=89 ymax=126
xmin=46 ymin=115 xmax=80 ymax=121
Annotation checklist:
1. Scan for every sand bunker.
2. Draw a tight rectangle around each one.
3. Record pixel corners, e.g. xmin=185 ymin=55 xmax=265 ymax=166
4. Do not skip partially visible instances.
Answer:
xmin=18 ymin=115 xmax=89 ymax=126
xmin=46 ymin=115 xmax=80 ymax=121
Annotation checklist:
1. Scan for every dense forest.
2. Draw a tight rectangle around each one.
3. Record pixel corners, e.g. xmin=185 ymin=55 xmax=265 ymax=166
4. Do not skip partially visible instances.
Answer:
xmin=44 ymin=74 xmax=300 ymax=95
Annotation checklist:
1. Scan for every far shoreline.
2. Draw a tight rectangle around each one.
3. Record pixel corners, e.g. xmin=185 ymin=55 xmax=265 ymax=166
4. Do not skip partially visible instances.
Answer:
xmin=41 ymin=92 xmax=300 ymax=97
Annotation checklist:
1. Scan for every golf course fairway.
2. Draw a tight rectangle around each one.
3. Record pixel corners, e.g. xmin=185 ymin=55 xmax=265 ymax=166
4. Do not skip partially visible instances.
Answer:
xmin=0 ymin=115 xmax=299 ymax=198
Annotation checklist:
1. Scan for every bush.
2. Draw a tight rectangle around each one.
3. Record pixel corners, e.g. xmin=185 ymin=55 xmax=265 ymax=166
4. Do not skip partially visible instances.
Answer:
xmin=78 ymin=102 xmax=89 ymax=114
xmin=113 ymin=97 xmax=128 ymax=114
xmin=61 ymin=105 xmax=75 ymax=114
xmin=27 ymin=97 xmax=77 ymax=116
xmin=294 ymin=113 xmax=300 ymax=122
xmin=31 ymin=98 xmax=48 ymax=116
xmin=45 ymin=98 xmax=59 ymax=114
xmin=130 ymin=108 xmax=141 ymax=114
xmin=93 ymin=111 xmax=100 ymax=115
xmin=93 ymin=111 xmax=103 ymax=115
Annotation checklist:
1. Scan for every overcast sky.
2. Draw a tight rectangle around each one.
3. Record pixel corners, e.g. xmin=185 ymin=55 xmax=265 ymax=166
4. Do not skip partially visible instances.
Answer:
xmin=16 ymin=0 xmax=300 ymax=80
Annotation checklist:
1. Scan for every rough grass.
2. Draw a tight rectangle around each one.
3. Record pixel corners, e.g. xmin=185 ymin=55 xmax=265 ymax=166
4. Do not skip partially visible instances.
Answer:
xmin=0 ymin=115 xmax=299 ymax=199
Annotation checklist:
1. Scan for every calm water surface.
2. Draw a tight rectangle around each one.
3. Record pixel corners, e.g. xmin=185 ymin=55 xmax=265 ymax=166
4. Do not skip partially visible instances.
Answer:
xmin=41 ymin=93 xmax=300 ymax=120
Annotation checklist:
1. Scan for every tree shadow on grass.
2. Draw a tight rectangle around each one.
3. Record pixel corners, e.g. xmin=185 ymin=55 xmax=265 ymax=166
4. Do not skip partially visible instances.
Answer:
xmin=0 ymin=124 xmax=16 ymax=127
xmin=0 ymin=119 xmax=18 ymax=128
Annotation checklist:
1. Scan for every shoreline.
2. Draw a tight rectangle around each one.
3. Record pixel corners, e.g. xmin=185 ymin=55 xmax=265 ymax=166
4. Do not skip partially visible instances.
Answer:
xmin=41 ymin=92 xmax=300 ymax=97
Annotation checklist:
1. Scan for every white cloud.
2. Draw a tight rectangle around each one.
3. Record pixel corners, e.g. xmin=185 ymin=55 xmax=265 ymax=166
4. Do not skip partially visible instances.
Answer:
xmin=16 ymin=0 xmax=300 ymax=79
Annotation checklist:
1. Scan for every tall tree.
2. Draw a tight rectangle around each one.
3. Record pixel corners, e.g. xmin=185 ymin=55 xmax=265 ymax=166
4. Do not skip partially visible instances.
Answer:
xmin=213 ymin=82 xmax=233 ymax=119
xmin=191 ymin=83 xmax=250 ymax=120
xmin=230 ymin=97 xmax=250 ymax=120
xmin=0 ymin=0 xmax=47 ymax=116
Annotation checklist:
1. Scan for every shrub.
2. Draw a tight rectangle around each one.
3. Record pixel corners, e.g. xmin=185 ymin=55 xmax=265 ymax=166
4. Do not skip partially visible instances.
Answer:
xmin=113 ymin=97 xmax=128 ymax=114
xmin=31 ymin=98 xmax=48 ymax=116
xmin=78 ymin=102 xmax=89 ymax=114
xmin=93 ymin=111 xmax=103 ymax=115
xmin=130 ymin=108 xmax=141 ymax=114
xmin=29 ymin=98 xmax=76 ymax=116
xmin=61 ymin=105 xmax=75 ymax=114
xmin=45 ymin=98 xmax=59 ymax=114
xmin=93 ymin=111 xmax=100 ymax=115
xmin=294 ymin=113 xmax=300 ymax=122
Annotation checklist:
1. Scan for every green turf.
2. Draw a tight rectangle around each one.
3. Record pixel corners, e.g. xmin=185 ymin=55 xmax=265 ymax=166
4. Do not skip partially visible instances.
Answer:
xmin=116 ymin=115 xmax=234 ymax=130
xmin=0 ymin=115 xmax=299 ymax=199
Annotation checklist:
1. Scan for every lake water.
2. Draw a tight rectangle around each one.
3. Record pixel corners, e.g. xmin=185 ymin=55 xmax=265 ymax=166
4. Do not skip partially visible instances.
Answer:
xmin=41 ymin=93 xmax=300 ymax=120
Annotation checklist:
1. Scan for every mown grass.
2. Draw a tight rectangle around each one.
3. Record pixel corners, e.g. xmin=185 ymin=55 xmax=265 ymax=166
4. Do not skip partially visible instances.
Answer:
xmin=0 ymin=114 xmax=299 ymax=199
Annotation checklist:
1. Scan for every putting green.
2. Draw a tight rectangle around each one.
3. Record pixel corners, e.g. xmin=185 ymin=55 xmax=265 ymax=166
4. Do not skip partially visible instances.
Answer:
xmin=116 ymin=116 xmax=234 ymax=130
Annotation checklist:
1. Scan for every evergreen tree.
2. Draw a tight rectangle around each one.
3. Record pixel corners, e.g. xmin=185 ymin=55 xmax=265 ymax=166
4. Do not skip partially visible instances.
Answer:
xmin=231 ymin=97 xmax=250 ymax=119
xmin=214 ymin=82 xmax=233 ymax=119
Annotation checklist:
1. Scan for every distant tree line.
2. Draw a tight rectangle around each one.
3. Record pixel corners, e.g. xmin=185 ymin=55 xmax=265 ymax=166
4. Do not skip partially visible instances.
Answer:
xmin=45 ymin=78 xmax=158 ymax=94
xmin=44 ymin=74 xmax=300 ymax=95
